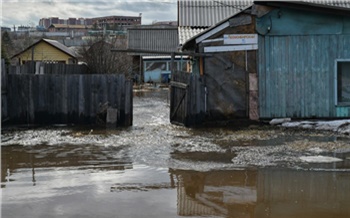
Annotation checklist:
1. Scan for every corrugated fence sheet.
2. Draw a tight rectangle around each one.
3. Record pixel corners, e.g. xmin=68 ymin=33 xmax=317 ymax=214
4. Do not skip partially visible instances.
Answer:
xmin=127 ymin=27 xmax=178 ymax=54
xmin=258 ymin=35 xmax=350 ymax=119
xmin=178 ymin=0 xmax=252 ymax=27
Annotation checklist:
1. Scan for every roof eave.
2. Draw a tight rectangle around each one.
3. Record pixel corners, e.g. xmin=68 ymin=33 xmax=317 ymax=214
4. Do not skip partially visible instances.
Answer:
xmin=254 ymin=1 xmax=350 ymax=17
xmin=181 ymin=5 xmax=253 ymax=51
xmin=11 ymin=38 xmax=43 ymax=59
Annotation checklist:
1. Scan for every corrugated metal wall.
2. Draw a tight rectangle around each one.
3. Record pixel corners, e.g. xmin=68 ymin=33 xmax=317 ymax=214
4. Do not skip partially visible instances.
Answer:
xmin=258 ymin=34 xmax=350 ymax=118
xmin=127 ymin=28 xmax=178 ymax=53
xmin=178 ymin=0 xmax=252 ymax=27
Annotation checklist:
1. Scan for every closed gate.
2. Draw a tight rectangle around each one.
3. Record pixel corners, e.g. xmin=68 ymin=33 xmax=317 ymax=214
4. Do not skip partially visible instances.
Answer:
xmin=170 ymin=71 xmax=205 ymax=126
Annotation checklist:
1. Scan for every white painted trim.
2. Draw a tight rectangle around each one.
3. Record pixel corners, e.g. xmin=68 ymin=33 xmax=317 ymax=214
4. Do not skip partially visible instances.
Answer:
xmin=204 ymin=44 xmax=258 ymax=53
xmin=195 ymin=21 xmax=229 ymax=44
xmin=201 ymin=38 xmax=224 ymax=44
xmin=223 ymin=34 xmax=258 ymax=45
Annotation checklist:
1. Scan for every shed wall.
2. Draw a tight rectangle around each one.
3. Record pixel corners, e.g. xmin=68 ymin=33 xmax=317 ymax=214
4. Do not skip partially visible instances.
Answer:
xmin=258 ymin=34 xmax=350 ymax=118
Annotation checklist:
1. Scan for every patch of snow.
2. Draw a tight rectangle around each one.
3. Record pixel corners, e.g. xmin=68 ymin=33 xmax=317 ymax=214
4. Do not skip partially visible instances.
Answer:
xmin=269 ymin=118 xmax=291 ymax=125
xmin=308 ymin=147 xmax=324 ymax=153
xmin=281 ymin=119 xmax=350 ymax=134
xmin=299 ymin=155 xmax=343 ymax=163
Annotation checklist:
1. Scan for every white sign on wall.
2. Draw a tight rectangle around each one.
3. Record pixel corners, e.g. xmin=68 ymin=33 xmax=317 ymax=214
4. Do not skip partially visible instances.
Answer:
xmin=223 ymin=34 xmax=258 ymax=45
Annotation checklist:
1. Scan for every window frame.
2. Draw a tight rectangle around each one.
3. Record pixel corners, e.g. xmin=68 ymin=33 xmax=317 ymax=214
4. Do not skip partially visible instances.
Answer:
xmin=335 ymin=59 xmax=350 ymax=106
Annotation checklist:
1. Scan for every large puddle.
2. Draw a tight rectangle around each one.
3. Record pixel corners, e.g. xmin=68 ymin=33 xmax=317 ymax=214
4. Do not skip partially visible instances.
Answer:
xmin=2 ymin=89 xmax=350 ymax=218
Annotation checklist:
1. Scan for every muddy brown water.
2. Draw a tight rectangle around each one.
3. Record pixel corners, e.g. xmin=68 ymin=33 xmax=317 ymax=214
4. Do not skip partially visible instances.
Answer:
xmin=2 ymin=89 xmax=350 ymax=218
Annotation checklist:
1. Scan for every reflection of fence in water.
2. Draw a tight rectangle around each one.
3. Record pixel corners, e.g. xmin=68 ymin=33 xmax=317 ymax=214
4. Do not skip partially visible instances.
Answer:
xmin=173 ymin=168 xmax=350 ymax=217
xmin=173 ymin=169 xmax=257 ymax=217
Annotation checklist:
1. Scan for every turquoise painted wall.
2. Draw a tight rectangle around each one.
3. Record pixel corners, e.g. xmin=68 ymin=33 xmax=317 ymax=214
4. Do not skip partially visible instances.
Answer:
xmin=256 ymin=8 xmax=350 ymax=36
xmin=258 ymin=8 xmax=350 ymax=118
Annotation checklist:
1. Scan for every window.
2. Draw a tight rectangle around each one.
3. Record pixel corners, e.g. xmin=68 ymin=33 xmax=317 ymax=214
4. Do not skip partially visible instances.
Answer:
xmin=336 ymin=60 xmax=350 ymax=105
xmin=145 ymin=61 xmax=167 ymax=71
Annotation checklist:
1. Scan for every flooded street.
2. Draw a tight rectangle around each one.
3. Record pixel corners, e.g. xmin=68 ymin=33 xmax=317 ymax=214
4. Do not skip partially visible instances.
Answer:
xmin=2 ymin=89 xmax=350 ymax=218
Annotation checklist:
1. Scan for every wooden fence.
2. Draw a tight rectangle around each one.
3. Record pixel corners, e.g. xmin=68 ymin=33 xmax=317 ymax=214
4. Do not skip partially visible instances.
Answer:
xmin=9 ymin=62 xmax=89 ymax=75
xmin=1 ymin=59 xmax=8 ymax=122
xmin=2 ymin=60 xmax=132 ymax=126
xmin=170 ymin=71 xmax=205 ymax=126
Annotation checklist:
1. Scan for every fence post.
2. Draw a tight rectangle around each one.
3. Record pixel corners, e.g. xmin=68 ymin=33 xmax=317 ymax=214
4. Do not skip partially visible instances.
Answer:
xmin=1 ymin=59 xmax=8 ymax=122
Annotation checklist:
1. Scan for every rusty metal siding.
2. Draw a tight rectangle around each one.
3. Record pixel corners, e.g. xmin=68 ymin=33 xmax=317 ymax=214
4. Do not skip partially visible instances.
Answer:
xmin=127 ymin=27 xmax=178 ymax=54
xmin=259 ymin=34 xmax=350 ymax=119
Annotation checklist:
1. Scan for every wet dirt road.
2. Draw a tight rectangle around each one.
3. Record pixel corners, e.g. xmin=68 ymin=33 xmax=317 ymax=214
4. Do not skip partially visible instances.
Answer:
xmin=2 ymin=89 xmax=350 ymax=218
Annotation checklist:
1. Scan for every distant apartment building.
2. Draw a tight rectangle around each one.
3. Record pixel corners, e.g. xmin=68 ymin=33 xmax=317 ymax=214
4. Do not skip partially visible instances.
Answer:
xmin=1 ymin=27 xmax=11 ymax=32
xmin=39 ymin=16 xmax=138 ymax=30
xmin=39 ymin=17 xmax=93 ymax=29
xmin=92 ymin=15 xmax=141 ymax=28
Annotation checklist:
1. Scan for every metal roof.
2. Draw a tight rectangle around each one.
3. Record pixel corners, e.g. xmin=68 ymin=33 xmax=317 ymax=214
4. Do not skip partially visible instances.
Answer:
xmin=48 ymin=24 xmax=92 ymax=29
xmin=43 ymin=39 xmax=77 ymax=58
xmin=178 ymin=0 xmax=350 ymax=29
xmin=178 ymin=0 xmax=253 ymax=27
xmin=178 ymin=26 xmax=208 ymax=45
xmin=254 ymin=0 xmax=350 ymax=16
xmin=181 ymin=0 xmax=350 ymax=50
xmin=127 ymin=26 xmax=179 ymax=55
xmin=305 ymin=0 xmax=350 ymax=8
xmin=12 ymin=38 xmax=77 ymax=59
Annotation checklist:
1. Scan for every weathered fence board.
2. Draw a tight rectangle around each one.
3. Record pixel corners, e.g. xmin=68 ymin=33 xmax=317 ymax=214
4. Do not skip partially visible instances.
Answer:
xmin=170 ymin=71 xmax=205 ymax=126
xmin=5 ymin=74 xmax=132 ymax=126
xmin=1 ymin=59 xmax=8 ymax=121
xmin=9 ymin=62 xmax=89 ymax=75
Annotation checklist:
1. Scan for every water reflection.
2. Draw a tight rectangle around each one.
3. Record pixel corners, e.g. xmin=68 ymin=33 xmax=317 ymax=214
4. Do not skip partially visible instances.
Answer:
xmin=1 ymin=144 xmax=132 ymax=187
xmin=172 ymin=169 xmax=350 ymax=218
xmin=2 ymin=145 xmax=350 ymax=218
xmin=2 ymin=89 xmax=350 ymax=217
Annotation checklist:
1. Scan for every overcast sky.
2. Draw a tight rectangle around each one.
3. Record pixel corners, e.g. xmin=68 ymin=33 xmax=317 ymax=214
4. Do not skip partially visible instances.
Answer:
xmin=1 ymin=0 xmax=177 ymax=28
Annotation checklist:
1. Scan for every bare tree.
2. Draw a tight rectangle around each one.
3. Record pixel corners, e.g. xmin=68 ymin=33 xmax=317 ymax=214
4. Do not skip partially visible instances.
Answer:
xmin=78 ymin=35 xmax=133 ymax=77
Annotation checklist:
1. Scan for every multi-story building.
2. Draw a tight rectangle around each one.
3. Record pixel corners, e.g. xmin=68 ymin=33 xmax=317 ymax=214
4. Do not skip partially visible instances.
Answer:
xmin=68 ymin=18 xmax=77 ymax=25
xmin=92 ymin=15 xmax=141 ymax=28
xmin=39 ymin=16 xmax=139 ymax=30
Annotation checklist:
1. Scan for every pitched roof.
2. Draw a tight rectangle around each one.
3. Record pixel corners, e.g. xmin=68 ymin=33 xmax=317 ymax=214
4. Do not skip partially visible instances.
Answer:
xmin=178 ymin=0 xmax=253 ymax=47
xmin=178 ymin=0 xmax=253 ymax=27
xmin=181 ymin=0 xmax=350 ymax=51
xmin=181 ymin=5 xmax=252 ymax=51
xmin=305 ymin=0 xmax=350 ymax=8
xmin=12 ymin=38 xmax=77 ymax=59
xmin=178 ymin=26 xmax=207 ymax=45
xmin=48 ymin=24 xmax=92 ymax=29
xmin=255 ymin=0 xmax=350 ymax=16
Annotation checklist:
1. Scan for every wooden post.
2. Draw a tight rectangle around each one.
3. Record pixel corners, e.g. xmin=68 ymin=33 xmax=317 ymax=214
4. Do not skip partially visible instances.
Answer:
xmin=171 ymin=52 xmax=176 ymax=75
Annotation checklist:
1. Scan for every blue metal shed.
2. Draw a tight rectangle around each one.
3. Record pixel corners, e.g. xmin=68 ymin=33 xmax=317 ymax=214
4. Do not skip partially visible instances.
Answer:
xmin=256 ymin=1 xmax=350 ymax=118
